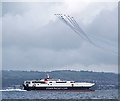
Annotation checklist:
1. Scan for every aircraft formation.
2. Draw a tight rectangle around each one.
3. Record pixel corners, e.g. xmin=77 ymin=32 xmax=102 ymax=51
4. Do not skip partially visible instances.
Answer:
xmin=54 ymin=14 xmax=117 ymax=54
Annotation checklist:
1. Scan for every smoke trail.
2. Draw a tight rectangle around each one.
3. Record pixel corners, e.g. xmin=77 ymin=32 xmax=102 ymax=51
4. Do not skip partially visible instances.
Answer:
xmin=55 ymin=14 xmax=85 ymax=40
xmin=55 ymin=14 xmax=75 ymax=31
xmin=63 ymin=15 xmax=94 ymax=43
xmin=71 ymin=17 xmax=81 ymax=29
xmin=55 ymin=14 xmax=117 ymax=54
xmin=63 ymin=15 xmax=85 ymax=37
xmin=56 ymin=14 xmax=98 ymax=47
xmin=55 ymin=14 xmax=77 ymax=31
xmin=67 ymin=16 xmax=81 ymax=31
xmin=70 ymin=17 xmax=118 ymax=54
xmin=62 ymin=15 xmax=88 ymax=40
xmin=64 ymin=15 xmax=97 ymax=47
xmin=64 ymin=15 xmax=75 ymax=28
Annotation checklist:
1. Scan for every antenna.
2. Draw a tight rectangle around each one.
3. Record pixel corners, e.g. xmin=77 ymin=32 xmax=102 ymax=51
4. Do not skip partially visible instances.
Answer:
xmin=47 ymin=74 xmax=50 ymax=79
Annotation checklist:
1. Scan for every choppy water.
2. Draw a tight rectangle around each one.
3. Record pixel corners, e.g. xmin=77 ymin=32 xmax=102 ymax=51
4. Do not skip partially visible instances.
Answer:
xmin=1 ymin=89 xmax=118 ymax=99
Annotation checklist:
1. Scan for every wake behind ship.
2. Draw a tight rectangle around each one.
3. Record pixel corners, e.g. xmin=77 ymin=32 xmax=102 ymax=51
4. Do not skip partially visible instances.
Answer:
xmin=23 ymin=75 xmax=95 ymax=91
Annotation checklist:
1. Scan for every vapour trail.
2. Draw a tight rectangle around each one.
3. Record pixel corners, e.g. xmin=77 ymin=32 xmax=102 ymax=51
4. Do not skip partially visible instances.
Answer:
xmin=57 ymin=14 xmax=93 ymax=42
xmin=68 ymin=16 xmax=95 ymax=44
xmin=68 ymin=16 xmax=80 ymax=30
xmin=55 ymin=14 xmax=117 ymax=54
xmin=67 ymin=15 xmax=118 ymax=54
xmin=55 ymin=14 xmax=75 ymax=31
xmin=55 ymin=14 xmax=85 ymax=40
xmin=64 ymin=15 xmax=76 ymax=28
xmin=56 ymin=14 xmax=78 ymax=33
xmin=71 ymin=18 xmax=118 ymax=54
xmin=64 ymin=15 xmax=85 ymax=37
xmin=67 ymin=16 xmax=81 ymax=31
xmin=63 ymin=15 xmax=97 ymax=47
xmin=55 ymin=14 xmax=74 ymax=30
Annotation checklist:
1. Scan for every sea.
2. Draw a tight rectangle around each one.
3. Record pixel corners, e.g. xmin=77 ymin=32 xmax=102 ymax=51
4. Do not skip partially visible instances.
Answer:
xmin=1 ymin=88 xmax=118 ymax=99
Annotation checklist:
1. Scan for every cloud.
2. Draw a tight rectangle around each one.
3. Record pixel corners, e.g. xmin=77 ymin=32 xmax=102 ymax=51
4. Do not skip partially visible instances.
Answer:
xmin=2 ymin=2 xmax=118 ymax=72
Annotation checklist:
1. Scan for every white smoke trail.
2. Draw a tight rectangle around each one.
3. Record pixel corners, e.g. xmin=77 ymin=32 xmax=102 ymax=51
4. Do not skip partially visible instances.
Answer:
xmin=55 ymin=14 xmax=85 ymax=39
xmin=55 ymin=14 xmax=117 ymax=54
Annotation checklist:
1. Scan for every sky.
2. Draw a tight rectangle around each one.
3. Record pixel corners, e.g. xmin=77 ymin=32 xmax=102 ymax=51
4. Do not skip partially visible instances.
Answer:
xmin=1 ymin=1 xmax=118 ymax=73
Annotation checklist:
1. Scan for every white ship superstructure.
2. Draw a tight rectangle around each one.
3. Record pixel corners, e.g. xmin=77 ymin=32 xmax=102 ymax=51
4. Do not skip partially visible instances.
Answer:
xmin=23 ymin=75 xmax=95 ymax=91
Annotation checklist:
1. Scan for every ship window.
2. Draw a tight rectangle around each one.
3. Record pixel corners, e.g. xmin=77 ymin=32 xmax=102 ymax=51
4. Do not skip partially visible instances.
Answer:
xmin=32 ymin=81 xmax=46 ymax=84
xmin=70 ymin=81 xmax=75 ymax=83
xmin=56 ymin=81 xmax=66 ymax=83
xmin=49 ymin=82 xmax=52 ymax=83
xmin=26 ymin=81 xmax=30 ymax=84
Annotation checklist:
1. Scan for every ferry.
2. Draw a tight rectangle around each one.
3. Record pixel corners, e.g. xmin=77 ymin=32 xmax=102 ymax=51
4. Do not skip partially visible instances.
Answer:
xmin=23 ymin=75 xmax=95 ymax=91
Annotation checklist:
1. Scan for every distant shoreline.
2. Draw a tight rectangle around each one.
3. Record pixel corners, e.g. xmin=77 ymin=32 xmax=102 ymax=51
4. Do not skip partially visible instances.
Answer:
xmin=1 ymin=69 xmax=118 ymax=74
xmin=2 ymin=70 xmax=118 ymax=89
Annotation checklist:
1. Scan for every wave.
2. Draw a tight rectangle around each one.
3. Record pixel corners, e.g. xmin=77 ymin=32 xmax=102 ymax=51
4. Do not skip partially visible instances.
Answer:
xmin=0 ymin=89 xmax=26 ymax=92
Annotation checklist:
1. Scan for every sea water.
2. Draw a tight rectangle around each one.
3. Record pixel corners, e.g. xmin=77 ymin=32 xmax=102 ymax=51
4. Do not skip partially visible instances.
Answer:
xmin=1 ymin=89 xmax=118 ymax=99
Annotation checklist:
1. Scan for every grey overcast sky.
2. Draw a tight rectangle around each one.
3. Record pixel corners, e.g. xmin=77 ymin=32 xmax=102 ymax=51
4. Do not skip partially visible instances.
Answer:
xmin=2 ymin=1 xmax=118 ymax=73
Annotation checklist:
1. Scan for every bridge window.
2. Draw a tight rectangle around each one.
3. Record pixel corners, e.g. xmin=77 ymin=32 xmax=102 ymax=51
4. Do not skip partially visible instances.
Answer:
xmin=26 ymin=81 xmax=30 ymax=84
xmin=32 ymin=81 xmax=46 ymax=84
xmin=70 ymin=81 xmax=75 ymax=83
xmin=56 ymin=81 xmax=66 ymax=83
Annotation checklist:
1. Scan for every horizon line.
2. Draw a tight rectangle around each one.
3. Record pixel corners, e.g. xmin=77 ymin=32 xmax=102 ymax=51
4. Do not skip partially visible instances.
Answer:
xmin=1 ymin=69 xmax=118 ymax=74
